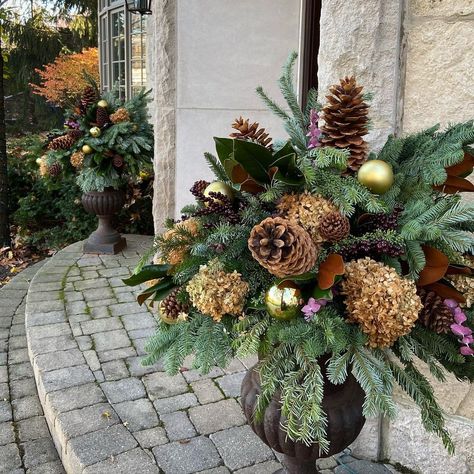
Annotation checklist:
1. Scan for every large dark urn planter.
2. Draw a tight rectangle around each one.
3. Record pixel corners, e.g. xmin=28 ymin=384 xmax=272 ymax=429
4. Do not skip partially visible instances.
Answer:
xmin=82 ymin=189 xmax=127 ymax=254
xmin=241 ymin=364 xmax=366 ymax=474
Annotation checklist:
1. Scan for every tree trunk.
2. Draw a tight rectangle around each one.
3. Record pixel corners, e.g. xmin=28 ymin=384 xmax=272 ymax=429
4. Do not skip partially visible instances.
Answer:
xmin=0 ymin=37 xmax=10 ymax=247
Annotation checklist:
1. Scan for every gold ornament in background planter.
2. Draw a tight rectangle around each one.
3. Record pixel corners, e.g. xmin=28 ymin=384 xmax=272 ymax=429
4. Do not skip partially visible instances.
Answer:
xmin=89 ymin=126 xmax=101 ymax=138
xmin=357 ymin=160 xmax=394 ymax=194
xmin=82 ymin=144 xmax=93 ymax=154
xmin=97 ymin=99 xmax=108 ymax=108
xmin=81 ymin=188 xmax=126 ymax=254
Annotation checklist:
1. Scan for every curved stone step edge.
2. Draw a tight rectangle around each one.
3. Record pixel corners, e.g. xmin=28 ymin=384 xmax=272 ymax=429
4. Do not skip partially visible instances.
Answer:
xmin=25 ymin=238 xmax=157 ymax=474
xmin=25 ymin=241 xmax=85 ymax=473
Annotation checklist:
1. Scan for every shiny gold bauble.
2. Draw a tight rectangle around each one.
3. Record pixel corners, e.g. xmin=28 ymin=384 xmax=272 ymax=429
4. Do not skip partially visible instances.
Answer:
xmin=82 ymin=144 xmax=93 ymax=154
xmin=265 ymin=281 xmax=303 ymax=321
xmin=35 ymin=157 xmax=43 ymax=165
xmin=97 ymin=99 xmax=108 ymax=108
xmin=357 ymin=160 xmax=394 ymax=194
xmin=89 ymin=127 xmax=101 ymax=138
xmin=203 ymin=181 xmax=234 ymax=205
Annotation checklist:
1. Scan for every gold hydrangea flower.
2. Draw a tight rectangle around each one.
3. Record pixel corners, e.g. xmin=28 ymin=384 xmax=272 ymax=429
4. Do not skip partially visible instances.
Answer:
xmin=277 ymin=192 xmax=338 ymax=245
xmin=162 ymin=219 xmax=200 ymax=265
xmin=448 ymin=256 xmax=474 ymax=308
xmin=186 ymin=260 xmax=249 ymax=321
xmin=341 ymin=257 xmax=422 ymax=348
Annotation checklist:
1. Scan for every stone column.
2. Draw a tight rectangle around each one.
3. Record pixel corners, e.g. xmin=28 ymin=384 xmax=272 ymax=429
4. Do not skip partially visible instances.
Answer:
xmin=317 ymin=0 xmax=405 ymax=150
xmin=149 ymin=0 xmax=177 ymax=234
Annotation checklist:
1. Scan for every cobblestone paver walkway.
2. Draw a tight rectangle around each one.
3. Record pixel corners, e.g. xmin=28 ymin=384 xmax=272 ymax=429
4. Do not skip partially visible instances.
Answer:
xmin=1 ymin=261 xmax=65 ymax=474
xmin=21 ymin=235 xmax=402 ymax=474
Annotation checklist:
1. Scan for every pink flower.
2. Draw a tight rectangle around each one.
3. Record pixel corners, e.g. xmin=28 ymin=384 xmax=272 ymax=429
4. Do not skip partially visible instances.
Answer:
xmin=302 ymin=297 xmax=328 ymax=321
xmin=460 ymin=346 xmax=474 ymax=356
xmin=454 ymin=307 xmax=467 ymax=324
xmin=444 ymin=299 xmax=458 ymax=309
xmin=451 ymin=324 xmax=472 ymax=337
xmin=307 ymin=109 xmax=322 ymax=149
xmin=462 ymin=335 xmax=474 ymax=345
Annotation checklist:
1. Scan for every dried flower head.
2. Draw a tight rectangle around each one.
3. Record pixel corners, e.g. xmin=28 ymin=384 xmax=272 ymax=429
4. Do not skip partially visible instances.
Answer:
xmin=186 ymin=260 xmax=249 ymax=321
xmin=110 ymin=107 xmax=130 ymax=124
xmin=277 ymin=192 xmax=338 ymax=245
xmin=39 ymin=156 xmax=49 ymax=177
xmin=341 ymin=257 xmax=422 ymax=348
xmin=70 ymin=151 xmax=85 ymax=168
xmin=447 ymin=256 xmax=474 ymax=308
xmin=162 ymin=219 xmax=200 ymax=265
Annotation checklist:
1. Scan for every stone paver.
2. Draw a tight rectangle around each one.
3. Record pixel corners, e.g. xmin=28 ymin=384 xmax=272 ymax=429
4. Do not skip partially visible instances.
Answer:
xmin=0 ymin=261 xmax=64 ymax=474
xmin=20 ymin=236 xmax=402 ymax=474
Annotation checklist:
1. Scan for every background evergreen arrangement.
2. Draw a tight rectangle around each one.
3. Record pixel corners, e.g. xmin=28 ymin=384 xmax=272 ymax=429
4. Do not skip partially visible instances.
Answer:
xmin=41 ymin=84 xmax=153 ymax=193
xmin=125 ymin=53 xmax=474 ymax=454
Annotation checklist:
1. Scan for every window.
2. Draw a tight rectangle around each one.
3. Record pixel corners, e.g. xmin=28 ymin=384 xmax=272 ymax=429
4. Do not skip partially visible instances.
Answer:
xmin=98 ymin=0 xmax=147 ymax=99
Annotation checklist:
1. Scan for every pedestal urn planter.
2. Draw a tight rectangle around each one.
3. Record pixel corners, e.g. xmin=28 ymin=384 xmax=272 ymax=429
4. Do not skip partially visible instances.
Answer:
xmin=82 ymin=188 xmax=127 ymax=254
xmin=241 ymin=364 xmax=366 ymax=474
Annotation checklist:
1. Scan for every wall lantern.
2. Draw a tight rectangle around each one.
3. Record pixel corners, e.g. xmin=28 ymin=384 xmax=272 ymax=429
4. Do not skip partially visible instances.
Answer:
xmin=126 ymin=0 xmax=152 ymax=15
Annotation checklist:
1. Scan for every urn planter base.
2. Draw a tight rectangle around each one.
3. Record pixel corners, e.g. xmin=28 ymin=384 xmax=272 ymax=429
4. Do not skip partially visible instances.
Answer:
xmin=82 ymin=189 xmax=127 ymax=255
xmin=241 ymin=364 xmax=366 ymax=474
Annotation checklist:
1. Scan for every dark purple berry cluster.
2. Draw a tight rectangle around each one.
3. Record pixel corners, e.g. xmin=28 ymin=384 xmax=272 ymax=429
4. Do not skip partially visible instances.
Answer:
xmin=359 ymin=204 xmax=404 ymax=233
xmin=337 ymin=238 xmax=405 ymax=261
xmin=189 ymin=181 xmax=242 ymax=226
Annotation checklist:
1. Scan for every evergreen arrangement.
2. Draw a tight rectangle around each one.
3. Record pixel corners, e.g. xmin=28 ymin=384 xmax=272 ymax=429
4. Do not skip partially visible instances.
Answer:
xmin=40 ymin=84 xmax=153 ymax=192
xmin=125 ymin=53 xmax=474 ymax=453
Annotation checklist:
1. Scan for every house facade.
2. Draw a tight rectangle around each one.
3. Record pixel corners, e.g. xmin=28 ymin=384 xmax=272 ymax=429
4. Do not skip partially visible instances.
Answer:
xmin=98 ymin=1 xmax=474 ymax=472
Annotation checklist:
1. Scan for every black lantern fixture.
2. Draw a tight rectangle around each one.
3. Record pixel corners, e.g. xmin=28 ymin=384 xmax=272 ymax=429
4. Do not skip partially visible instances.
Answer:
xmin=126 ymin=0 xmax=152 ymax=15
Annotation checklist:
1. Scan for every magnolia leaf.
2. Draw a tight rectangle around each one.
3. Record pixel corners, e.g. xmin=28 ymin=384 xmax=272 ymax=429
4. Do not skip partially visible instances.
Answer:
xmin=312 ymin=284 xmax=335 ymax=301
xmin=424 ymin=280 xmax=466 ymax=304
xmin=445 ymin=264 xmax=474 ymax=276
xmin=417 ymin=246 xmax=449 ymax=287
xmin=233 ymin=139 xmax=273 ymax=183
xmin=434 ymin=175 xmax=474 ymax=194
xmin=317 ymin=254 xmax=345 ymax=290
xmin=231 ymin=164 xmax=265 ymax=193
xmin=445 ymin=151 xmax=474 ymax=178
xmin=213 ymin=137 xmax=234 ymax=164
xmin=123 ymin=264 xmax=172 ymax=286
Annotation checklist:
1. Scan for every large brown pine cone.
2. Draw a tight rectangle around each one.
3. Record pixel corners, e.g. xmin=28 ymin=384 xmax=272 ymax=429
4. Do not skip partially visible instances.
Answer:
xmin=320 ymin=77 xmax=369 ymax=172
xmin=230 ymin=117 xmax=272 ymax=149
xmin=319 ymin=211 xmax=350 ymax=242
xmin=67 ymin=129 xmax=83 ymax=141
xmin=418 ymin=289 xmax=454 ymax=334
xmin=248 ymin=216 xmax=317 ymax=277
xmin=80 ymin=86 xmax=98 ymax=113
xmin=48 ymin=134 xmax=75 ymax=151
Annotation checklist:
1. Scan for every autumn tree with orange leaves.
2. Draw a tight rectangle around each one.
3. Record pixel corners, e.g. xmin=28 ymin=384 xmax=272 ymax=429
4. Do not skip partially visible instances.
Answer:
xmin=31 ymin=48 xmax=99 ymax=108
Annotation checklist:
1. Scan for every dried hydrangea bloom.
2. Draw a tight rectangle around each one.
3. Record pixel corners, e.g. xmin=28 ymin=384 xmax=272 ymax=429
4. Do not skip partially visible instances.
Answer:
xmin=186 ymin=260 xmax=249 ymax=321
xmin=341 ymin=257 xmax=422 ymax=348
xmin=162 ymin=218 xmax=200 ymax=265
xmin=277 ymin=192 xmax=337 ymax=245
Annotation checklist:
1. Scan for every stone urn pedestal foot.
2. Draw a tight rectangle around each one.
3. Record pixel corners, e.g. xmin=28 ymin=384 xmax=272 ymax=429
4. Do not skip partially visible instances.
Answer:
xmin=82 ymin=189 xmax=127 ymax=255
xmin=241 ymin=364 xmax=366 ymax=474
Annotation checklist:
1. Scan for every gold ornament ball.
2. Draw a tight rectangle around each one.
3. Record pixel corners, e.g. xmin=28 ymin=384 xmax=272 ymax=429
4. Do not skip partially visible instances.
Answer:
xmin=132 ymin=124 xmax=139 ymax=132
xmin=97 ymin=99 xmax=108 ymax=108
xmin=89 ymin=127 xmax=101 ymax=138
xmin=82 ymin=144 xmax=93 ymax=154
xmin=357 ymin=160 xmax=394 ymax=194
xmin=265 ymin=281 xmax=303 ymax=321
xmin=36 ymin=157 xmax=43 ymax=165
xmin=203 ymin=181 xmax=234 ymax=205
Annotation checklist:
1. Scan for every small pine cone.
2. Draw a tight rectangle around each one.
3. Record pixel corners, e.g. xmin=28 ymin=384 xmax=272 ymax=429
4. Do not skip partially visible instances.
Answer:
xmin=70 ymin=151 xmax=85 ymax=169
xmin=159 ymin=287 xmax=190 ymax=323
xmin=319 ymin=211 xmax=350 ymax=242
xmin=320 ymin=76 xmax=369 ymax=172
xmin=110 ymin=107 xmax=130 ymax=124
xmin=230 ymin=117 xmax=273 ymax=149
xmin=113 ymin=154 xmax=124 ymax=168
xmin=248 ymin=216 xmax=318 ymax=278
xmin=418 ymin=289 xmax=455 ymax=334
xmin=80 ymin=86 xmax=98 ymax=113
xmin=96 ymin=106 xmax=110 ymax=127
xmin=48 ymin=162 xmax=62 ymax=177
xmin=48 ymin=134 xmax=75 ymax=151
xmin=67 ymin=129 xmax=83 ymax=141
